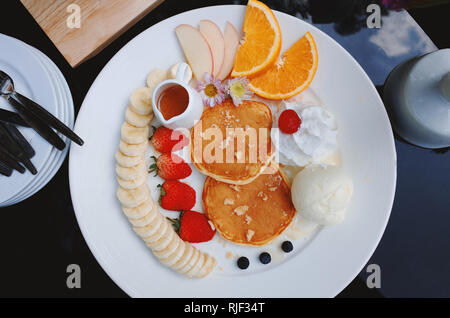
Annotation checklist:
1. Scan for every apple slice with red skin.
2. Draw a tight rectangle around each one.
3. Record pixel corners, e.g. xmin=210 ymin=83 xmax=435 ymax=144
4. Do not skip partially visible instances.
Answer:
xmin=216 ymin=22 xmax=240 ymax=81
xmin=199 ymin=20 xmax=225 ymax=79
xmin=175 ymin=24 xmax=213 ymax=80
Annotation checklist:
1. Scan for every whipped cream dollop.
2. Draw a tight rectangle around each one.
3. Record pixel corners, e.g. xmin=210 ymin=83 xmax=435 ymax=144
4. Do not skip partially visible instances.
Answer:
xmin=271 ymin=101 xmax=338 ymax=167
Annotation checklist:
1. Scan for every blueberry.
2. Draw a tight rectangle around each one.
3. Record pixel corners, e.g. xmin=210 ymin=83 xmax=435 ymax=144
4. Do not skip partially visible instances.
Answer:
xmin=259 ymin=252 xmax=271 ymax=264
xmin=237 ymin=256 xmax=249 ymax=269
xmin=281 ymin=241 xmax=293 ymax=253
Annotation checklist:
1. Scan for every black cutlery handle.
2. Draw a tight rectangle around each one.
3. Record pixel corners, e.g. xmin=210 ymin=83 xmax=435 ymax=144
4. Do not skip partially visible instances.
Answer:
xmin=3 ymin=123 xmax=35 ymax=159
xmin=0 ymin=123 xmax=37 ymax=175
xmin=7 ymin=95 xmax=66 ymax=151
xmin=15 ymin=92 xmax=84 ymax=146
xmin=0 ymin=160 xmax=13 ymax=177
xmin=0 ymin=146 xmax=25 ymax=173
xmin=0 ymin=109 xmax=30 ymax=127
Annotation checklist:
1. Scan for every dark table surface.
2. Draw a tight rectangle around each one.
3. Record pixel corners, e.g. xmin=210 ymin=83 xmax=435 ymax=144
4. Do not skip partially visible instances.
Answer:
xmin=0 ymin=0 xmax=449 ymax=298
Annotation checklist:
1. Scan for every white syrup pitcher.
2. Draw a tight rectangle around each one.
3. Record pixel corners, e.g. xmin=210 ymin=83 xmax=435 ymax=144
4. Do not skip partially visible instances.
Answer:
xmin=152 ymin=62 xmax=203 ymax=129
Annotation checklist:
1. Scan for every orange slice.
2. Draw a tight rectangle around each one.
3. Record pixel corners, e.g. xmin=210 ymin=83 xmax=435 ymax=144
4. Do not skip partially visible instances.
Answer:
xmin=231 ymin=0 xmax=281 ymax=77
xmin=248 ymin=32 xmax=318 ymax=100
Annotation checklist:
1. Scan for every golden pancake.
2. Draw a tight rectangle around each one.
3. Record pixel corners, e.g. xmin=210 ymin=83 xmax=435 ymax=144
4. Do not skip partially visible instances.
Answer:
xmin=202 ymin=166 xmax=296 ymax=246
xmin=191 ymin=99 xmax=274 ymax=185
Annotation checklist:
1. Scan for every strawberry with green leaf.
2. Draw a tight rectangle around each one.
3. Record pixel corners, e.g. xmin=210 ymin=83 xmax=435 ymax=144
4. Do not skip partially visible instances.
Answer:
xmin=158 ymin=180 xmax=196 ymax=211
xmin=149 ymin=153 xmax=192 ymax=180
xmin=168 ymin=211 xmax=216 ymax=243
xmin=150 ymin=126 xmax=189 ymax=153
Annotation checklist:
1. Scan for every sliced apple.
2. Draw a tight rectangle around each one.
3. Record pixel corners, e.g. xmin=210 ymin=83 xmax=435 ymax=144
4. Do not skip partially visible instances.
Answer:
xmin=199 ymin=20 xmax=225 ymax=78
xmin=175 ymin=24 xmax=213 ymax=80
xmin=216 ymin=22 xmax=240 ymax=81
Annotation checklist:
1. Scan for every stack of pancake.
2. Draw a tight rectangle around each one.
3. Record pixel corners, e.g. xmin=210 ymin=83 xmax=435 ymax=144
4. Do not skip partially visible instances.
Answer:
xmin=191 ymin=99 xmax=296 ymax=246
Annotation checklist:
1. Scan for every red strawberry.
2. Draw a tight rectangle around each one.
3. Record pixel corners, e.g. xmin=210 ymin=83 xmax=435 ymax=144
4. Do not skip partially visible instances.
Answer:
xmin=151 ymin=126 xmax=189 ymax=153
xmin=158 ymin=181 xmax=196 ymax=211
xmin=278 ymin=109 xmax=301 ymax=134
xmin=149 ymin=153 xmax=192 ymax=180
xmin=168 ymin=211 xmax=215 ymax=243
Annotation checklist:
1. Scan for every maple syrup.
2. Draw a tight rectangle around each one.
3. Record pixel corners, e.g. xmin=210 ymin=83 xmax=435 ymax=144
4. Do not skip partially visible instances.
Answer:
xmin=157 ymin=84 xmax=189 ymax=121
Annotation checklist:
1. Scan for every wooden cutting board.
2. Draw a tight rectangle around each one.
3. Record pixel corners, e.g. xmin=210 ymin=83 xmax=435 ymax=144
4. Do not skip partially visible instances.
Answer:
xmin=21 ymin=0 xmax=164 ymax=67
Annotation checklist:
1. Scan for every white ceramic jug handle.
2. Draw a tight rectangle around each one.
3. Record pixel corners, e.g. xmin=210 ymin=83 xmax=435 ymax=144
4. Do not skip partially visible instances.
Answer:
xmin=175 ymin=63 xmax=191 ymax=84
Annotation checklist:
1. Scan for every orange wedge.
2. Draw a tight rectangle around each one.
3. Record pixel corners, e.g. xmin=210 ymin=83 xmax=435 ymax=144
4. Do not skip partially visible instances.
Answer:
xmin=248 ymin=32 xmax=318 ymax=100
xmin=231 ymin=0 xmax=281 ymax=77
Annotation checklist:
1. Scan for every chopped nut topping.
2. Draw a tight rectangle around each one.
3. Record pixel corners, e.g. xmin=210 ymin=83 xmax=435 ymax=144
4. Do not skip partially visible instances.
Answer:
xmin=229 ymin=184 xmax=240 ymax=192
xmin=224 ymin=198 xmax=234 ymax=205
xmin=245 ymin=215 xmax=252 ymax=225
xmin=246 ymin=229 xmax=255 ymax=241
xmin=233 ymin=205 xmax=248 ymax=216
xmin=219 ymin=136 xmax=232 ymax=149
xmin=268 ymin=186 xmax=277 ymax=192
xmin=257 ymin=191 xmax=268 ymax=201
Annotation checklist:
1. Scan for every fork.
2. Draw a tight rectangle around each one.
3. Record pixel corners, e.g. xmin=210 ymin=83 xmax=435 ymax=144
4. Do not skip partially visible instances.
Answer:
xmin=0 ymin=70 xmax=84 ymax=149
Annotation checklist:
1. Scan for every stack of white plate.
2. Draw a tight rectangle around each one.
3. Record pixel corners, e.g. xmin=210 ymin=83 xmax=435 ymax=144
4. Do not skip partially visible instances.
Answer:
xmin=0 ymin=34 xmax=74 ymax=207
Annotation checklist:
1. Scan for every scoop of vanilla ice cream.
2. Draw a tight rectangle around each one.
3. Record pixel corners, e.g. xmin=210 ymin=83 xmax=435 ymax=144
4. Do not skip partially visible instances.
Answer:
xmin=291 ymin=165 xmax=353 ymax=225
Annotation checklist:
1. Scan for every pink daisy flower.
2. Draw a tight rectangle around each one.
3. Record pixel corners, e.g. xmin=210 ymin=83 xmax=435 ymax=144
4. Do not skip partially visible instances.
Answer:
xmin=196 ymin=73 xmax=226 ymax=107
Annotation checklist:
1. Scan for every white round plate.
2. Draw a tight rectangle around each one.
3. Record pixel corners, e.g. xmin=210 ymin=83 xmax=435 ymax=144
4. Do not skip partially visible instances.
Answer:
xmin=69 ymin=5 xmax=396 ymax=297
xmin=4 ymin=44 xmax=73 ymax=205
xmin=0 ymin=34 xmax=57 ymax=205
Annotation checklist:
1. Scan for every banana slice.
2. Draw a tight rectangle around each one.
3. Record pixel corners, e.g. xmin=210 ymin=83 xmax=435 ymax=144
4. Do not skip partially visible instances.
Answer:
xmin=133 ymin=212 xmax=164 ymax=238
xmin=125 ymin=107 xmax=153 ymax=128
xmin=130 ymin=87 xmax=153 ymax=115
xmin=148 ymin=227 xmax=175 ymax=251
xmin=146 ymin=69 xmax=168 ymax=93
xmin=177 ymin=248 xmax=200 ymax=274
xmin=128 ymin=205 xmax=158 ymax=227
xmin=122 ymin=199 xmax=155 ymax=220
xmin=168 ymin=63 xmax=192 ymax=82
xmin=159 ymin=240 xmax=186 ymax=267
xmin=186 ymin=253 xmax=206 ymax=278
xmin=117 ymin=184 xmax=149 ymax=208
xmin=115 ymin=151 xmax=144 ymax=168
xmin=153 ymin=233 xmax=179 ymax=259
xmin=121 ymin=122 xmax=150 ymax=145
xmin=143 ymin=219 xmax=169 ymax=244
xmin=115 ymin=161 xmax=147 ymax=181
xmin=117 ymin=172 xmax=147 ymax=189
xmin=171 ymin=243 xmax=194 ymax=271
xmin=197 ymin=254 xmax=217 ymax=278
xmin=119 ymin=140 xmax=148 ymax=157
